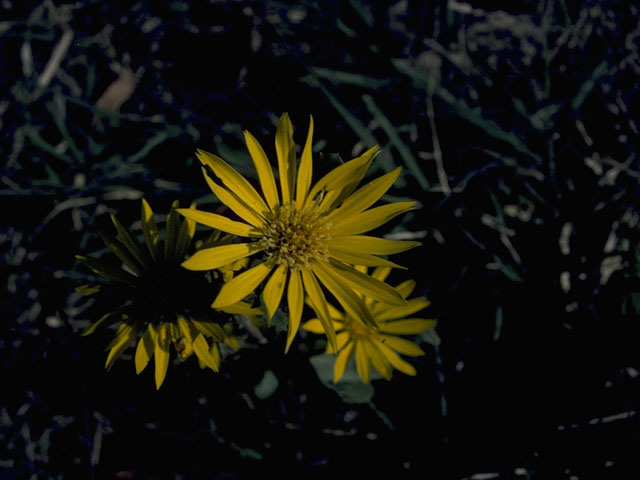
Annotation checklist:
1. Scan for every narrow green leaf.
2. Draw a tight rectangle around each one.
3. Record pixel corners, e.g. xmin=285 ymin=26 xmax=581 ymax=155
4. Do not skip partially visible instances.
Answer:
xmin=76 ymin=255 xmax=137 ymax=286
xmin=311 ymin=78 xmax=396 ymax=174
xmin=392 ymin=58 xmax=544 ymax=164
xmin=362 ymin=94 xmax=429 ymax=189
xmin=141 ymin=198 xmax=161 ymax=262
xmin=164 ymin=200 xmax=181 ymax=260
xmin=98 ymin=232 xmax=145 ymax=276
xmin=571 ymin=60 xmax=609 ymax=111
xmin=111 ymin=214 xmax=150 ymax=268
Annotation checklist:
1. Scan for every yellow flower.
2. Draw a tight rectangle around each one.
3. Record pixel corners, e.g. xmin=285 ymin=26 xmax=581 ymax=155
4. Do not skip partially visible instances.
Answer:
xmin=179 ymin=113 xmax=419 ymax=351
xmin=76 ymin=199 xmax=260 ymax=389
xmin=303 ymin=267 xmax=436 ymax=383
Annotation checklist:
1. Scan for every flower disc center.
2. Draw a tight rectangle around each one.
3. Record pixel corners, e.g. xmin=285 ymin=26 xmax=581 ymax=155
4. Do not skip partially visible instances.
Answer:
xmin=261 ymin=205 xmax=330 ymax=270
xmin=344 ymin=316 xmax=375 ymax=339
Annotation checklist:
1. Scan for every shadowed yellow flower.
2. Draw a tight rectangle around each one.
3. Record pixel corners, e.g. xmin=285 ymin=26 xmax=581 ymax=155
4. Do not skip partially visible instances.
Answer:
xmin=302 ymin=267 xmax=436 ymax=383
xmin=179 ymin=113 xmax=419 ymax=351
xmin=77 ymin=199 xmax=260 ymax=389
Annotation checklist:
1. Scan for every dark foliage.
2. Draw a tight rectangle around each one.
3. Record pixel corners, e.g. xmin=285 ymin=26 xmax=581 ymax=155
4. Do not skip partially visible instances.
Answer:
xmin=2 ymin=0 xmax=640 ymax=478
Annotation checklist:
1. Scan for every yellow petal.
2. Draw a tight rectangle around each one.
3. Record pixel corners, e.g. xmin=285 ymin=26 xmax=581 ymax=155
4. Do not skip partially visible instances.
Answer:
xmin=173 ymin=205 xmax=197 ymax=261
xmin=202 ymin=169 xmax=265 ymax=228
xmin=394 ymin=279 xmax=416 ymax=299
xmin=105 ymin=323 xmax=136 ymax=370
xmin=375 ymin=297 xmax=431 ymax=321
xmin=372 ymin=266 xmax=392 ymax=282
xmin=328 ymin=167 xmax=402 ymax=222
xmin=328 ymin=248 xmax=405 ymax=269
xmin=263 ymin=264 xmax=288 ymax=322
xmin=319 ymin=147 xmax=380 ymax=211
xmin=192 ymin=332 xmax=220 ymax=371
xmin=212 ymin=262 xmax=274 ymax=308
xmin=196 ymin=149 xmax=269 ymax=217
xmin=285 ymin=269 xmax=303 ymax=353
xmin=329 ymin=235 xmax=420 ymax=256
xmin=364 ymin=340 xmax=392 ymax=380
xmin=303 ymin=318 xmax=344 ymax=338
xmin=76 ymin=284 xmax=101 ymax=296
xmin=327 ymin=259 xmax=406 ymax=306
xmin=134 ymin=325 xmax=155 ymax=374
xmin=190 ymin=317 xmax=225 ymax=342
xmin=177 ymin=208 xmax=260 ymax=237
xmin=302 ymin=318 xmax=325 ymax=334
xmin=330 ymin=201 xmax=417 ymax=237
xmin=378 ymin=334 xmax=425 ymax=356
xmin=141 ymin=198 xmax=161 ymax=261
xmin=82 ymin=308 xmax=127 ymax=336
xmin=355 ymin=341 xmax=370 ymax=383
xmin=334 ymin=341 xmax=355 ymax=383
xmin=217 ymin=301 xmax=263 ymax=318
xmin=153 ymin=323 xmax=170 ymax=389
xmin=305 ymin=146 xmax=378 ymax=210
xmin=275 ymin=113 xmax=296 ymax=204
xmin=296 ymin=115 xmax=314 ymax=205
xmin=244 ymin=130 xmax=279 ymax=210
xmin=209 ymin=343 xmax=222 ymax=368
xmin=300 ymin=268 xmax=337 ymax=351
xmin=334 ymin=331 xmax=350 ymax=353
xmin=178 ymin=315 xmax=219 ymax=372
xmin=182 ymin=242 xmax=263 ymax=271
xmin=310 ymin=260 xmax=377 ymax=327
xmin=304 ymin=297 xmax=344 ymax=321
xmin=378 ymin=318 xmax=436 ymax=335
xmin=374 ymin=339 xmax=417 ymax=376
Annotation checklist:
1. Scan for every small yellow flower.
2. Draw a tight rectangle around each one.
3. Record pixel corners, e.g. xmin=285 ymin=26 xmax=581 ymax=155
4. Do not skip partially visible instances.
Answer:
xmin=77 ymin=199 xmax=260 ymax=389
xmin=303 ymin=267 xmax=436 ymax=383
xmin=179 ymin=113 xmax=419 ymax=351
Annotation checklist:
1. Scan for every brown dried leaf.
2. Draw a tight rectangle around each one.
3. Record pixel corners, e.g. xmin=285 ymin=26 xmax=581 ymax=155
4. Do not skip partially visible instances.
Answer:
xmin=95 ymin=69 xmax=137 ymax=113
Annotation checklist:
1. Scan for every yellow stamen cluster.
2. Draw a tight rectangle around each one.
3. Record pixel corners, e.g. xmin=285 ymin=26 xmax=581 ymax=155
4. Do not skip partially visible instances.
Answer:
xmin=260 ymin=204 xmax=331 ymax=270
xmin=342 ymin=315 xmax=374 ymax=339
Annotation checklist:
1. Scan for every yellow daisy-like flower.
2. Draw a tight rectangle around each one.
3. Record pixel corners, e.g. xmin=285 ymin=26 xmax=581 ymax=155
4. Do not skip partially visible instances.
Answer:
xmin=179 ymin=113 xmax=419 ymax=351
xmin=77 ymin=199 xmax=260 ymax=389
xmin=303 ymin=267 xmax=436 ymax=383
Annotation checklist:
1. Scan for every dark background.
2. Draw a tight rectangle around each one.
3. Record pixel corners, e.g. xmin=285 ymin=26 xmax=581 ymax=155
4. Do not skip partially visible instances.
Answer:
xmin=2 ymin=0 xmax=640 ymax=478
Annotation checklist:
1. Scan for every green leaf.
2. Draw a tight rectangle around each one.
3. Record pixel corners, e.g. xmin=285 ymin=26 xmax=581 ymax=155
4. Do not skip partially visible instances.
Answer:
xmin=309 ymin=77 xmax=396 ymax=174
xmin=308 ymin=67 xmax=389 ymax=89
xmin=420 ymin=328 xmax=441 ymax=347
xmin=141 ymin=198 xmax=161 ymax=262
xmin=571 ymin=60 xmax=609 ymax=111
xmin=309 ymin=354 xmax=375 ymax=404
xmin=98 ymin=232 xmax=145 ymax=276
xmin=164 ymin=200 xmax=181 ymax=260
xmin=110 ymin=214 xmax=150 ymax=269
xmin=392 ymin=58 xmax=544 ymax=165
xmin=631 ymin=292 xmax=640 ymax=316
xmin=493 ymin=305 xmax=503 ymax=341
xmin=362 ymin=94 xmax=429 ymax=189
xmin=75 ymin=255 xmax=137 ymax=286
xmin=254 ymin=370 xmax=279 ymax=400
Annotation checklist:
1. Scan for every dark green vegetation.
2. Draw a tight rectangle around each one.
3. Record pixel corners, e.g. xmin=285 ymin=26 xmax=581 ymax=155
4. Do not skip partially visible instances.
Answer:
xmin=2 ymin=0 xmax=640 ymax=478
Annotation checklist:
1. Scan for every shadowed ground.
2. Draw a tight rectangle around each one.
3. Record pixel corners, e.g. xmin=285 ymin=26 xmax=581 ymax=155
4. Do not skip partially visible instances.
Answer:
xmin=2 ymin=1 xmax=640 ymax=478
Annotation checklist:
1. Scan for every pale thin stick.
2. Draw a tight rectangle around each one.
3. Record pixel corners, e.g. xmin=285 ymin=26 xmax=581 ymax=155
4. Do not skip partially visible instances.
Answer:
xmin=427 ymin=93 xmax=451 ymax=195
xmin=37 ymin=29 xmax=74 ymax=88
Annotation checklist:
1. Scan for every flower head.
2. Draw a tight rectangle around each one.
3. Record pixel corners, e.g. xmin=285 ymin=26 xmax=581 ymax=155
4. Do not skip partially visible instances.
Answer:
xmin=303 ymin=267 xmax=436 ymax=383
xmin=76 ymin=199 xmax=259 ymax=389
xmin=179 ymin=113 xmax=419 ymax=352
